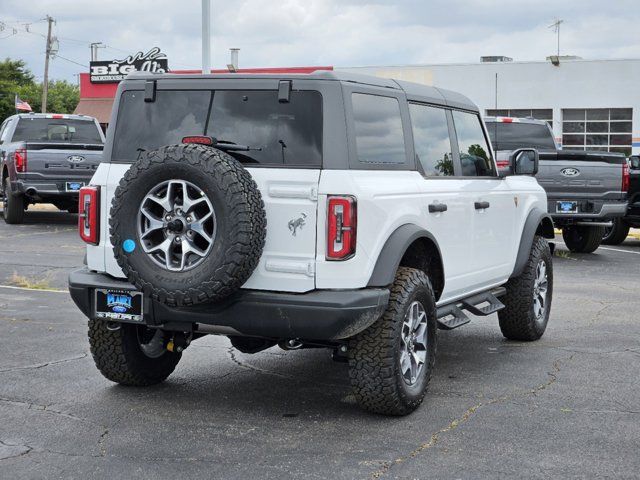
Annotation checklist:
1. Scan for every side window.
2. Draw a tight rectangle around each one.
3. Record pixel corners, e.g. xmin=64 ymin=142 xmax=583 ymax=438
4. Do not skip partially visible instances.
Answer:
xmin=409 ymin=103 xmax=453 ymax=176
xmin=352 ymin=93 xmax=406 ymax=164
xmin=452 ymin=110 xmax=496 ymax=177
xmin=0 ymin=120 xmax=10 ymax=143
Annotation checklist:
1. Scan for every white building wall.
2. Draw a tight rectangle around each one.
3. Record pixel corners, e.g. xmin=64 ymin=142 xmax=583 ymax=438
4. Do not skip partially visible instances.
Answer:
xmin=339 ymin=59 xmax=640 ymax=154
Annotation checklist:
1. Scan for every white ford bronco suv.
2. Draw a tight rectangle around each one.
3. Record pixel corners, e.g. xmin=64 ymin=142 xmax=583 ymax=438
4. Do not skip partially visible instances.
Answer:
xmin=69 ymin=71 xmax=555 ymax=415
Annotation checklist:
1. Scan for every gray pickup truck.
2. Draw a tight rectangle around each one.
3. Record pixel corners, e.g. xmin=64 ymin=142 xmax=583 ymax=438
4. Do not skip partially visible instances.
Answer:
xmin=0 ymin=113 xmax=104 ymax=224
xmin=485 ymin=116 xmax=628 ymax=253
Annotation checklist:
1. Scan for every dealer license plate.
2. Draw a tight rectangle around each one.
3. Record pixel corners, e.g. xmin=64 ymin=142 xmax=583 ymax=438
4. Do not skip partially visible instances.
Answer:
xmin=66 ymin=181 xmax=84 ymax=192
xmin=95 ymin=289 xmax=143 ymax=322
xmin=556 ymin=201 xmax=578 ymax=214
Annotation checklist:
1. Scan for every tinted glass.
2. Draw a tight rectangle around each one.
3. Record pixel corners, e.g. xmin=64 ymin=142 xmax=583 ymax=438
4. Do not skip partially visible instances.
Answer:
xmin=486 ymin=122 xmax=557 ymax=151
xmin=453 ymin=112 xmax=496 ymax=176
xmin=113 ymin=90 xmax=322 ymax=166
xmin=352 ymin=93 xmax=406 ymax=164
xmin=113 ymin=90 xmax=211 ymax=160
xmin=206 ymin=90 xmax=322 ymax=166
xmin=13 ymin=118 xmax=103 ymax=143
xmin=409 ymin=103 xmax=453 ymax=176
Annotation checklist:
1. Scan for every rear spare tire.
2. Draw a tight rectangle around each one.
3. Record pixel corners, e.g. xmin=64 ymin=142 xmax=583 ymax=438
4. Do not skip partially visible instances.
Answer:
xmin=561 ymin=225 xmax=604 ymax=253
xmin=110 ymin=144 xmax=266 ymax=307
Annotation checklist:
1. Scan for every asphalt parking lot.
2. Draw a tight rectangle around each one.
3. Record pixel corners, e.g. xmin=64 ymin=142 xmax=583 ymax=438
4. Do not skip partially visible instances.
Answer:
xmin=1 ymin=207 xmax=639 ymax=479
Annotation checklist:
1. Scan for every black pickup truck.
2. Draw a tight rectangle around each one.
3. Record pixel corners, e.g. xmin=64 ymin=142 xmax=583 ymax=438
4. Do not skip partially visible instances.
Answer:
xmin=485 ymin=116 xmax=629 ymax=253
xmin=603 ymin=155 xmax=640 ymax=244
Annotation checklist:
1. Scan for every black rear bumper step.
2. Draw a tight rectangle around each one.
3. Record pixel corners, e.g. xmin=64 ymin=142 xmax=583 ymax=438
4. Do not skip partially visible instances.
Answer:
xmin=436 ymin=287 xmax=506 ymax=330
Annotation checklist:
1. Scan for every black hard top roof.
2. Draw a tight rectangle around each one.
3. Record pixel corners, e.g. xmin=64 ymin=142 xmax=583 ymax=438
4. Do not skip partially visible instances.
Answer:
xmin=125 ymin=70 xmax=478 ymax=112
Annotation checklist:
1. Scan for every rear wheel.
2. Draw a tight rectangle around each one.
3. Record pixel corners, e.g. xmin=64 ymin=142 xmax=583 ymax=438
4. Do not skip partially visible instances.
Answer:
xmin=2 ymin=177 xmax=25 ymax=224
xmin=348 ymin=267 xmax=437 ymax=416
xmin=498 ymin=236 xmax=553 ymax=341
xmin=562 ymin=225 xmax=604 ymax=253
xmin=88 ymin=320 xmax=181 ymax=386
xmin=602 ymin=218 xmax=630 ymax=245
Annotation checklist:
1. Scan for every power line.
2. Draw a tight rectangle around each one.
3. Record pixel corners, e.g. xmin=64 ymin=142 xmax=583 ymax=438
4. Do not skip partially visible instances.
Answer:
xmin=54 ymin=54 xmax=88 ymax=68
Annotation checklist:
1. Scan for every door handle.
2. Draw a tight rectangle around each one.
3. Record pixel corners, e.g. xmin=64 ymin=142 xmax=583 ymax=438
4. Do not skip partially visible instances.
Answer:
xmin=428 ymin=203 xmax=448 ymax=213
xmin=474 ymin=201 xmax=490 ymax=210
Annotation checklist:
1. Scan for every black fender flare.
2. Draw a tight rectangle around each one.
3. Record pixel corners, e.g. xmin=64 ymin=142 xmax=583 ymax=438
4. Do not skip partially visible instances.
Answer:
xmin=367 ymin=224 xmax=443 ymax=287
xmin=511 ymin=208 xmax=555 ymax=278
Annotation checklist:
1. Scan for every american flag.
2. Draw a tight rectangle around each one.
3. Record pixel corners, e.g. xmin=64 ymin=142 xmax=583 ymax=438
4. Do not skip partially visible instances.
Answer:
xmin=15 ymin=94 xmax=32 ymax=112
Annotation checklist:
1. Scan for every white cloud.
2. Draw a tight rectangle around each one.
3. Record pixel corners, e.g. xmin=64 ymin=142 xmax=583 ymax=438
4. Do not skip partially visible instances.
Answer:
xmin=0 ymin=0 xmax=638 ymax=82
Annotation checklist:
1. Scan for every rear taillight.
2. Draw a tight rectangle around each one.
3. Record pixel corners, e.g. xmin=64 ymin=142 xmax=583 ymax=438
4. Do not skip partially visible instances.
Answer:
xmin=14 ymin=148 xmax=27 ymax=172
xmin=327 ymin=195 xmax=357 ymax=260
xmin=622 ymin=162 xmax=630 ymax=192
xmin=78 ymin=186 xmax=100 ymax=245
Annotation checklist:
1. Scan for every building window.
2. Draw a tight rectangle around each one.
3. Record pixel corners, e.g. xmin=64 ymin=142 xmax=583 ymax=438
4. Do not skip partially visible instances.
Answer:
xmin=561 ymin=108 xmax=632 ymax=156
xmin=486 ymin=108 xmax=553 ymax=129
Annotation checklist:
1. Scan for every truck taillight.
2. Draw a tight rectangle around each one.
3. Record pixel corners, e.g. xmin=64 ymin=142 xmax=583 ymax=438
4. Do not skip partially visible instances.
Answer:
xmin=78 ymin=186 xmax=100 ymax=245
xmin=327 ymin=195 xmax=356 ymax=260
xmin=14 ymin=148 xmax=27 ymax=172
xmin=622 ymin=162 xmax=630 ymax=192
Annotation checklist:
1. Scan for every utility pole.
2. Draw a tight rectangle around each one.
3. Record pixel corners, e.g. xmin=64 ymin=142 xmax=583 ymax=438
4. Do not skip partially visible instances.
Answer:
xmin=548 ymin=18 xmax=564 ymax=57
xmin=41 ymin=15 xmax=54 ymax=113
xmin=201 ymin=0 xmax=211 ymax=74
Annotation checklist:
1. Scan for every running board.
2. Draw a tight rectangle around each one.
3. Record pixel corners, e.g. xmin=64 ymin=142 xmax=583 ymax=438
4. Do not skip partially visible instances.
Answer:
xmin=436 ymin=287 xmax=506 ymax=330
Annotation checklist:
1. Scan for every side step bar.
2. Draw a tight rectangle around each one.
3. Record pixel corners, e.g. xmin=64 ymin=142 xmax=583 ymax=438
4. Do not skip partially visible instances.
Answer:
xmin=436 ymin=287 xmax=506 ymax=330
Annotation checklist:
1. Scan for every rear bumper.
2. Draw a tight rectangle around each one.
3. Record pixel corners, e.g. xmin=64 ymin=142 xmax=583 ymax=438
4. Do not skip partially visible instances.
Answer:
xmin=68 ymin=268 xmax=390 ymax=341
xmin=12 ymin=179 xmax=86 ymax=199
xmin=549 ymin=200 xmax=627 ymax=223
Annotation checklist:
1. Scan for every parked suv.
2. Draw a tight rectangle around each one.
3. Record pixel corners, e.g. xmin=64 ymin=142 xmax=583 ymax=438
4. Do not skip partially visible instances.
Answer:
xmin=603 ymin=155 xmax=640 ymax=244
xmin=485 ymin=116 xmax=628 ymax=253
xmin=0 ymin=113 xmax=104 ymax=223
xmin=69 ymin=71 xmax=555 ymax=415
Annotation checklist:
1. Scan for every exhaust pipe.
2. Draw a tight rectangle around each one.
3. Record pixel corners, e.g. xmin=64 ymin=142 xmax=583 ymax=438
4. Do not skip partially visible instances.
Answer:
xmin=25 ymin=187 xmax=37 ymax=197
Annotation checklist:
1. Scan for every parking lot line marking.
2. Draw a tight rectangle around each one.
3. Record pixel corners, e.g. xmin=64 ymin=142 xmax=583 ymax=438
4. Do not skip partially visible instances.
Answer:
xmin=0 ymin=285 xmax=67 ymax=293
xmin=598 ymin=246 xmax=640 ymax=255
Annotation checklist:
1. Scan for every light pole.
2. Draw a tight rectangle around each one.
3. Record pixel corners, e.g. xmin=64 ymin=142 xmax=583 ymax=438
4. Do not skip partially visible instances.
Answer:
xmin=201 ymin=0 xmax=211 ymax=74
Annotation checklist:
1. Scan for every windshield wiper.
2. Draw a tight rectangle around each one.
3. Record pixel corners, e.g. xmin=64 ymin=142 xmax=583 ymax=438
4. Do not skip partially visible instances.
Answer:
xmin=214 ymin=139 xmax=262 ymax=152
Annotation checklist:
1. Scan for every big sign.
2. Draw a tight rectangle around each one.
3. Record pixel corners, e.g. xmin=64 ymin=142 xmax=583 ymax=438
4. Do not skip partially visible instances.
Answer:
xmin=90 ymin=47 xmax=169 ymax=83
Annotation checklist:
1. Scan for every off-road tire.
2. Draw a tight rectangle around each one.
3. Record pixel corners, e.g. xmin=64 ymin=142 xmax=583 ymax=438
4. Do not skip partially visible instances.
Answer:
xmin=602 ymin=218 xmax=630 ymax=245
xmin=348 ymin=267 xmax=437 ymax=416
xmin=562 ymin=225 xmax=604 ymax=253
xmin=88 ymin=319 xmax=181 ymax=386
xmin=498 ymin=235 xmax=553 ymax=341
xmin=110 ymin=144 xmax=266 ymax=307
xmin=2 ymin=177 xmax=25 ymax=224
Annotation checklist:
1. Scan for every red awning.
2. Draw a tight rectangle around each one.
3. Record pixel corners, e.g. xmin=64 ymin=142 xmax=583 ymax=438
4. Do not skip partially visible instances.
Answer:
xmin=73 ymin=97 xmax=114 ymax=124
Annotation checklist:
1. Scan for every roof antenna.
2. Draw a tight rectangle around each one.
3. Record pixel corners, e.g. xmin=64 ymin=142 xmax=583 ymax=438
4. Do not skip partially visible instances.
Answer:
xmin=548 ymin=18 xmax=564 ymax=57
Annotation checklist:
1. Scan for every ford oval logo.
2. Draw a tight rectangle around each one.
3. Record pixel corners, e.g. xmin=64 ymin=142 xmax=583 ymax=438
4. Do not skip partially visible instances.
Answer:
xmin=67 ymin=155 xmax=85 ymax=164
xmin=112 ymin=306 xmax=127 ymax=313
xmin=561 ymin=167 xmax=580 ymax=177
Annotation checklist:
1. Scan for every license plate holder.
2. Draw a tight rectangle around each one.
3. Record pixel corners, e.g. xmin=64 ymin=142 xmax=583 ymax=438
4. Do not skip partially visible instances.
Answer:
xmin=556 ymin=201 xmax=578 ymax=214
xmin=94 ymin=289 xmax=143 ymax=322
xmin=66 ymin=181 xmax=84 ymax=192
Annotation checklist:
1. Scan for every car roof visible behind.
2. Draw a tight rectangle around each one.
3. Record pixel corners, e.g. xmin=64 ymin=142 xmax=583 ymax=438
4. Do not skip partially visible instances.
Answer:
xmin=13 ymin=113 xmax=98 ymax=121
xmin=484 ymin=116 xmax=549 ymax=125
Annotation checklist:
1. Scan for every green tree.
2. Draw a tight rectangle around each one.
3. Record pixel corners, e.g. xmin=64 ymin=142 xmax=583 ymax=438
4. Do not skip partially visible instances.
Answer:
xmin=0 ymin=58 xmax=80 ymax=122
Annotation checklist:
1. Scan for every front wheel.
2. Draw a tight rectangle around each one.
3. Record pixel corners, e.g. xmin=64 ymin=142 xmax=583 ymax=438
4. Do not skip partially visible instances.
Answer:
xmin=2 ymin=178 xmax=25 ymax=224
xmin=498 ymin=236 xmax=553 ymax=341
xmin=602 ymin=218 xmax=630 ymax=245
xmin=88 ymin=320 xmax=182 ymax=386
xmin=348 ymin=267 xmax=437 ymax=416
xmin=562 ymin=225 xmax=604 ymax=253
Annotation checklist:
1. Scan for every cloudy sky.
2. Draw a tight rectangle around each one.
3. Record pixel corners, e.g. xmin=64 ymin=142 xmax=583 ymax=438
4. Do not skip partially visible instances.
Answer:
xmin=1 ymin=0 xmax=638 ymax=82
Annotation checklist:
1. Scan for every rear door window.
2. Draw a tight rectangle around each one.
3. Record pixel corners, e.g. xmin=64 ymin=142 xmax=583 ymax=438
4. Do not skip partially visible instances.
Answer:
xmin=112 ymin=89 xmax=323 ymax=166
xmin=352 ymin=93 xmax=407 ymax=164
xmin=409 ymin=103 xmax=454 ymax=176
xmin=452 ymin=111 xmax=496 ymax=177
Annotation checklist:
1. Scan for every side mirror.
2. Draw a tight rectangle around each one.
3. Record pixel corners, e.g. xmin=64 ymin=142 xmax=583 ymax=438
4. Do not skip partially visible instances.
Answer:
xmin=510 ymin=148 xmax=539 ymax=176
xmin=630 ymin=156 xmax=640 ymax=170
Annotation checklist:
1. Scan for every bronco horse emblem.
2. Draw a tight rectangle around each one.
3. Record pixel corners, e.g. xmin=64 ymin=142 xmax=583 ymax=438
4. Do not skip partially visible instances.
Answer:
xmin=288 ymin=213 xmax=307 ymax=236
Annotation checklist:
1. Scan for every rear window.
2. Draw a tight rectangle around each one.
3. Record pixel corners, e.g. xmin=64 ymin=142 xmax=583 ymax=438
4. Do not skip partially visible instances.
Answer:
xmin=12 ymin=118 xmax=103 ymax=144
xmin=112 ymin=89 xmax=323 ymax=166
xmin=486 ymin=122 xmax=557 ymax=151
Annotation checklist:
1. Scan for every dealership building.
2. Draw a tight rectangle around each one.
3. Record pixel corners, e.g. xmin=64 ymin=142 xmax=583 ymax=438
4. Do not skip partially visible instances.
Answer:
xmin=74 ymin=54 xmax=639 ymax=156
xmin=340 ymin=57 xmax=639 ymax=156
